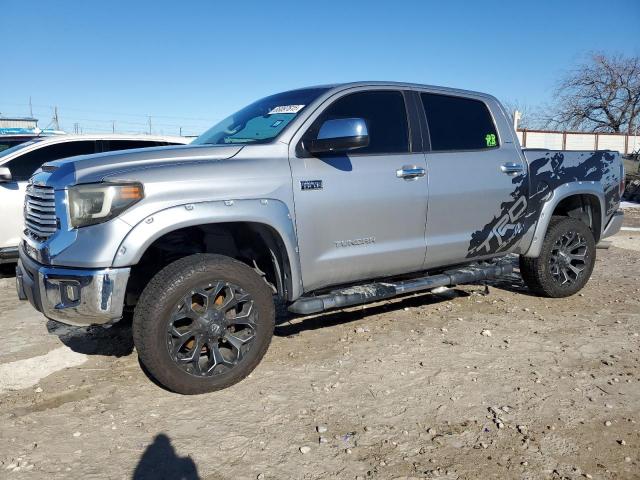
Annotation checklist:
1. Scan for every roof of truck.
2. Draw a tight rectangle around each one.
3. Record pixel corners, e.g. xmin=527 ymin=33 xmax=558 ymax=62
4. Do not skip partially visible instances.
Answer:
xmin=314 ymin=81 xmax=496 ymax=100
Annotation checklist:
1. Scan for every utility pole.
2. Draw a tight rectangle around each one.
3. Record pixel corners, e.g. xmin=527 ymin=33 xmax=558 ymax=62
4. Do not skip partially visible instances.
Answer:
xmin=29 ymin=97 xmax=33 ymax=117
xmin=52 ymin=106 xmax=60 ymax=131
xmin=73 ymin=123 xmax=79 ymax=134
xmin=513 ymin=110 xmax=522 ymax=131
xmin=112 ymin=120 xmax=115 ymax=133
xmin=179 ymin=126 xmax=182 ymax=136
xmin=148 ymin=116 xmax=152 ymax=135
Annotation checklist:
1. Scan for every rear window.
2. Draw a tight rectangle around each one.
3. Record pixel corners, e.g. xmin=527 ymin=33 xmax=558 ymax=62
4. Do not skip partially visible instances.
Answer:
xmin=420 ymin=93 xmax=499 ymax=151
xmin=102 ymin=140 xmax=166 ymax=151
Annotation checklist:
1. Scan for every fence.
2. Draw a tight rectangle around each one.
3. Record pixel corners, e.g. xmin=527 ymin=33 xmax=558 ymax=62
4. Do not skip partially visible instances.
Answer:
xmin=516 ymin=130 xmax=640 ymax=155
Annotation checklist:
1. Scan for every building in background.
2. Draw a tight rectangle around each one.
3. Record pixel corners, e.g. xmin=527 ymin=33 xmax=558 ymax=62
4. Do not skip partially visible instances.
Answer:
xmin=512 ymin=110 xmax=639 ymax=155
xmin=516 ymin=129 xmax=639 ymax=155
xmin=0 ymin=116 xmax=38 ymax=131
xmin=0 ymin=116 xmax=66 ymax=152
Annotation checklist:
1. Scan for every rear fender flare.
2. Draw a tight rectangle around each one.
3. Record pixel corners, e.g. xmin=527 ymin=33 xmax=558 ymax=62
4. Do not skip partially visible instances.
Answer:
xmin=522 ymin=182 xmax=605 ymax=258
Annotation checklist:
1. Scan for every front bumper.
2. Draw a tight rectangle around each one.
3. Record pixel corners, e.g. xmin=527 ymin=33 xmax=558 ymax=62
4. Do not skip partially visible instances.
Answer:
xmin=16 ymin=247 xmax=130 ymax=326
xmin=0 ymin=246 xmax=18 ymax=264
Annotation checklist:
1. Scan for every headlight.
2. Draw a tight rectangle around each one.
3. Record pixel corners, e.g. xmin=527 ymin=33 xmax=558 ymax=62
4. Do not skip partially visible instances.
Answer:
xmin=68 ymin=183 xmax=144 ymax=228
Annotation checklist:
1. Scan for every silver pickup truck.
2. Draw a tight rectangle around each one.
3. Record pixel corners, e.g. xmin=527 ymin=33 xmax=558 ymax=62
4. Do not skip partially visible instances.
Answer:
xmin=15 ymin=82 xmax=624 ymax=394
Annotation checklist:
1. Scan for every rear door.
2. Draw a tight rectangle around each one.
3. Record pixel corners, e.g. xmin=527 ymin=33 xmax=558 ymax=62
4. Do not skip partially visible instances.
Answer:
xmin=418 ymin=91 xmax=528 ymax=268
xmin=289 ymin=88 xmax=428 ymax=291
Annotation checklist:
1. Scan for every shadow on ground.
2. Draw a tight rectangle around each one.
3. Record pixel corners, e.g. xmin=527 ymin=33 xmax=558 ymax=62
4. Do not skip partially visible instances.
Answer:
xmin=132 ymin=433 xmax=200 ymax=480
xmin=274 ymin=287 xmax=475 ymax=337
xmin=47 ymin=316 xmax=134 ymax=357
xmin=45 ymin=270 xmax=529 ymax=357
xmin=275 ymin=268 xmax=531 ymax=337
xmin=0 ymin=263 xmax=16 ymax=279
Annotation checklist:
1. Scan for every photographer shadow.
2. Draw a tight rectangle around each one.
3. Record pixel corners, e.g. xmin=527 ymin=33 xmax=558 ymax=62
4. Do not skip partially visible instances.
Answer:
xmin=133 ymin=433 xmax=200 ymax=480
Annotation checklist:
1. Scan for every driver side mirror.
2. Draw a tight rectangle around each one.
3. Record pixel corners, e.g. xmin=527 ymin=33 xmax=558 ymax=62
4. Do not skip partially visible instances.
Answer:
xmin=307 ymin=118 xmax=369 ymax=155
xmin=0 ymin=167 xmax=12 ymax=183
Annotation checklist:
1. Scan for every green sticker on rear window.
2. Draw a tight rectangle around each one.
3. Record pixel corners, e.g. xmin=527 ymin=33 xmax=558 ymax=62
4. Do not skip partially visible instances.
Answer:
xmin=485 ymin=133 xmax=497 ymax=147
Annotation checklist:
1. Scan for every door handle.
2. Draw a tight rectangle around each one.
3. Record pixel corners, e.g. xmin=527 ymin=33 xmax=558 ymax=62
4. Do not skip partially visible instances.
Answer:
xmin=500 ymin=163 xmax=524 ymax=175
xmin=396 ymin=166 xmax=426 ymax=180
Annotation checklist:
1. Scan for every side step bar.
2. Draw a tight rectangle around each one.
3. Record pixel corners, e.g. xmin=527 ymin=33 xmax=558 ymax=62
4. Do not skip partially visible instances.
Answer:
xmin=288 ymin=262 xmax=513 ymax=315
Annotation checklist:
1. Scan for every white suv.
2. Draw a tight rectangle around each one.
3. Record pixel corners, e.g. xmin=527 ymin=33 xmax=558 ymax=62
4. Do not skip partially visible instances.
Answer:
xmin=0 ymin=134 xmax=189 ymax=263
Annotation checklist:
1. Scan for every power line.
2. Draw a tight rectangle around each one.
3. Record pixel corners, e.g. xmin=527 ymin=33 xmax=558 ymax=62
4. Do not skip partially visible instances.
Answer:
xmin=0 ymin=99 xmax=214 ymax=122
xmin=1 ymin=101 xmax=213 ymax=136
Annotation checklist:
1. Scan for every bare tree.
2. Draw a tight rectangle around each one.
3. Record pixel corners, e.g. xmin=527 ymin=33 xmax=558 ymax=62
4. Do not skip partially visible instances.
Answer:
xmin=546 ymin=53 xmax=640 ymax=133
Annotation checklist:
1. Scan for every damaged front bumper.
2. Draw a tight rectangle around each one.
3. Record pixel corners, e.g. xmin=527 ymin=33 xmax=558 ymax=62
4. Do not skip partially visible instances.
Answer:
xmin=16 ymin=247 xmax=130 ymax=326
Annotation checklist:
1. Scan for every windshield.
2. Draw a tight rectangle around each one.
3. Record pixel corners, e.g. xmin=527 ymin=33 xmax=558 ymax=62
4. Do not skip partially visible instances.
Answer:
xmin=193 ymin=87 xmax=330 ymax=146
xmin=0 ymin=139 xmax=44 ymax=161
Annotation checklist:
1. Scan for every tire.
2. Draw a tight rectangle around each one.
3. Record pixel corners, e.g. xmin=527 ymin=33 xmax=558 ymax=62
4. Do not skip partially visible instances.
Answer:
xmin=132 ymin=254 xmax=275 ymax=394
xmin=519 ymin=216 xmax=596 ymax=298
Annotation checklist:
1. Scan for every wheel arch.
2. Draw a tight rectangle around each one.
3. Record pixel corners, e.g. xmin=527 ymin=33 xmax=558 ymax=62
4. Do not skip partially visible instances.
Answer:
xmin=113 ymin=199 xmax=302 ymax=302
xmin=523 ymin=183 xmax=605 ymax=258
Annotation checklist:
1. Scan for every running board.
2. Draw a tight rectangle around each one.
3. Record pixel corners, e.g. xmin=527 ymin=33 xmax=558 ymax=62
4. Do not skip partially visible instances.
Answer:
xmin=288 ymin=262 xmax=513 ymax=315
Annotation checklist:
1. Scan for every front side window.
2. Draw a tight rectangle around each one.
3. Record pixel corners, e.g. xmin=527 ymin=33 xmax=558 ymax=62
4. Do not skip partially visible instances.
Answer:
xmin=308 ymin=90 xmax=409 ymax=155
xmin=7 ymin=140 xmax=96 ymax=181
xmin=0 ymin=139 xmax=32 ymax=154
xmin=0 ymin=139 xmax=45 ymax=160
xmin=421 ymin=93 xmax=499 ymax=151
xmin=193 ymin=87 xmax=330 ymax=146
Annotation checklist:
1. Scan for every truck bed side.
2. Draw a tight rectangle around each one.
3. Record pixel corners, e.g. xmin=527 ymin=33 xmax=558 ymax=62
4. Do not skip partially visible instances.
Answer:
xmin=521 ymin=149 xmax=622 ymax=254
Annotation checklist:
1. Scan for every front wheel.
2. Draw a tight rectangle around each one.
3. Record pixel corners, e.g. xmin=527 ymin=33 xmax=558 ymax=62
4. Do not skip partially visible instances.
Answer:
xmin=132 ymin=254 xmax=275 ymax=394
xmin=519 ymin=216 xmax=596 ymax=298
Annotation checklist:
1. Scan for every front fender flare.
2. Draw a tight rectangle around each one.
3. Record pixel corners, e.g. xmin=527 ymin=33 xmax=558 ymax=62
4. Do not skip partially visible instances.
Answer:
xmin=111 ymin=198 xmax=303 ymax=299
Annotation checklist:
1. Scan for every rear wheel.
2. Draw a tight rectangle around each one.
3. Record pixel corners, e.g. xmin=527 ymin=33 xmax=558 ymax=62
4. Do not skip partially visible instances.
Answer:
xmin=133 ymin=254 xmax=275 ymax=394
xmin=519 ymin=216 xmax=596 ymax=298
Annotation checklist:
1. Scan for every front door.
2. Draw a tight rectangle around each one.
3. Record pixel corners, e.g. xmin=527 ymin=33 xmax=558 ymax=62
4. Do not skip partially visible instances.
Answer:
xmin=289 ymin=89 xmax=428 ymax=292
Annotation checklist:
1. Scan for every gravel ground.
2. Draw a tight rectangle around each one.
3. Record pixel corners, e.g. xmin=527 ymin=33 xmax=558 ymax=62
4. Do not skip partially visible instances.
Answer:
xmin=0 ymin=208 xmax=639 ymax=480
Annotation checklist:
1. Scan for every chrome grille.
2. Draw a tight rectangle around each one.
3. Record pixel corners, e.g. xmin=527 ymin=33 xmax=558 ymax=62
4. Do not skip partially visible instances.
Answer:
xmin=24 ymin=184 xmax=57 ymax=240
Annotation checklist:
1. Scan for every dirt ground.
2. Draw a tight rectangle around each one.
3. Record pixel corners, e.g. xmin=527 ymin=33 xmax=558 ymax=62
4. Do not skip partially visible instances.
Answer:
xmin=1 ymin=208 xmax=639 ymax=480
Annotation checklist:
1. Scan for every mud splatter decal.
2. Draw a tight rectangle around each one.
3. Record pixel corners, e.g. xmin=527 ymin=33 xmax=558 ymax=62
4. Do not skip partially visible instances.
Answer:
xmin=467 ymin=151 xmax=619 ymax=258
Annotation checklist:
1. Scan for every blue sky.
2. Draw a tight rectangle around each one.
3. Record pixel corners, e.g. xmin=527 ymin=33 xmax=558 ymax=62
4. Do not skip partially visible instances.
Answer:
xmin=2 ymin=0 xmax=639 ymax=136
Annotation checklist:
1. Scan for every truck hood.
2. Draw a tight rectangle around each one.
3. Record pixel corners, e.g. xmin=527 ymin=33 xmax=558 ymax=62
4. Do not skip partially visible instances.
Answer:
xmin=36 ymin=144 xmax=244 ymax=188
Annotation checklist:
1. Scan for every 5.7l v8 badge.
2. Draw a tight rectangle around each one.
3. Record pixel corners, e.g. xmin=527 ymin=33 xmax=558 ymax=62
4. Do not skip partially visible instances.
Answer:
xmin=300 ymin=180 xmax=323 ymax=191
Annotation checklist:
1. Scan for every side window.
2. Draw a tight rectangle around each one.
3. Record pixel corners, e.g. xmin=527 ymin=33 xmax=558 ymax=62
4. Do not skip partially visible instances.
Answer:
xmin=105 ymin=140 xmax=161 ymax=151
xmin=7 ymin=141 xmax=96 ymax=181
xmin=420 ymin=93 xmax=499 ymax=151
xmin=0 ymin=140 xmax=26 ymax=153
xmin=309 ymin=91 xmax=409 ymax=154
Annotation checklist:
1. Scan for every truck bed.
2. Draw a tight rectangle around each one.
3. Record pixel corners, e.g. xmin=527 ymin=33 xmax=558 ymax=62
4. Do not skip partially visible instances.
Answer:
xmin=522 ymin=149 xmax=622 ymax=220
